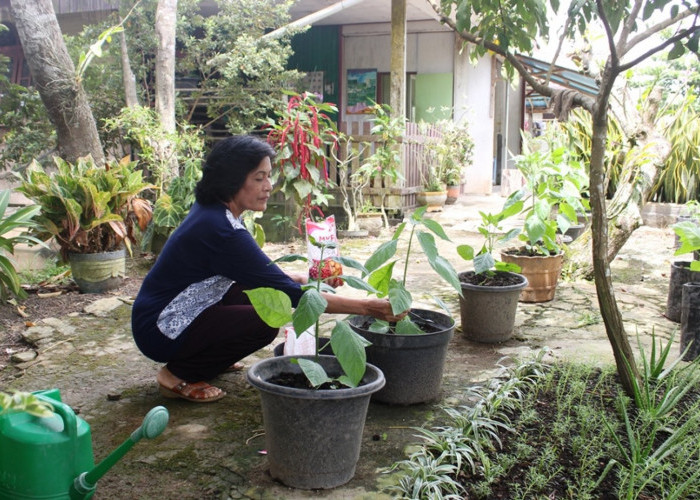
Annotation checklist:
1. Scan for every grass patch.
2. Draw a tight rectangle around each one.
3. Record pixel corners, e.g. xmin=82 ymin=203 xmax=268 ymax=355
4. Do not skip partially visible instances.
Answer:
xmin=389 ymin=348 xmax=700 ymax=499
xmin=18 ymin=259 xmax=71 ymax=286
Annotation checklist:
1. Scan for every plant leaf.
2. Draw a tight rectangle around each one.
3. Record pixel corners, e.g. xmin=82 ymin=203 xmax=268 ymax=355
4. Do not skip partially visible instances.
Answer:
xmin=297 ymin=358 xmax=332 ymax=388
xmin=292 ymin=288 xmax=327 ymax=335
xmin=331 ymin=320 xmax=370 ymax=387
xmin=244 ymin=288 xmax=292 ymax=328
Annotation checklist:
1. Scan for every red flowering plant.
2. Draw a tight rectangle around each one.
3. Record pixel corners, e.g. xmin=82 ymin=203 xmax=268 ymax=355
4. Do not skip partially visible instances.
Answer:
xmin=265 ymin=92 xmax=339 ymax=233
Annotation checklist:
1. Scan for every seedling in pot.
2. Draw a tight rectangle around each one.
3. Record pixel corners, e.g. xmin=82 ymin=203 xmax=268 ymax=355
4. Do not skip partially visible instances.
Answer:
xmin=245 ymin=237 xmax=371 ymax=389
xmin=672 ymin=220 xmax=700 ymax=271
xmin=334 ymin=206 xmax=462 ymax=335
xmin=456 ymin=200 xmax=523 ymax=280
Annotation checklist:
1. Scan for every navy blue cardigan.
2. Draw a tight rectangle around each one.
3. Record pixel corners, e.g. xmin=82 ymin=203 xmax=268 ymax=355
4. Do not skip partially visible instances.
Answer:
xmin=131 ymin=202 xmax=303 ymax=362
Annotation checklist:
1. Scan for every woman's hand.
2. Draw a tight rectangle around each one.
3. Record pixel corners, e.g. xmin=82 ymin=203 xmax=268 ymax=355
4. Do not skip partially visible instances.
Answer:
xmin=366 ymin=298 xmax=408 ymax=323
xmin=287 ymin=271 xmax=309 ymax=285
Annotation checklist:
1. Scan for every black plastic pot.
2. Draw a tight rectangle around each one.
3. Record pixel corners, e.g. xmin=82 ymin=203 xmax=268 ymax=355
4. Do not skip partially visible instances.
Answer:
xmin=681 ymin=282 xmax=700 ymax=361
xmin=348 ymin=308 xmax=454 ymax=405
xmin=458 ymin=271 xmax=528 ymax=343
xmin=665 ymin=261 xmax=700 ymax=322
xmin=247 ymin=355 xmax=384 ymax=489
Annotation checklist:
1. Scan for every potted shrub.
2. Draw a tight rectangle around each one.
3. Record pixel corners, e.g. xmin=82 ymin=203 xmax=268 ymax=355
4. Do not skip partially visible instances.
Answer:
xmin=665 ymin=218 xmax=700 ymax=323
xmin=244 ymin=240 xmax=385 ymax=489
xmin=346 ymin=206 xmax=462 ymax=404
xmin=17 ymin=155 xmax=153 ymax=293
xmin=355 ymin=103 xmax=404 ymax=229
xmin=500 ymin=136 xmax=589 ymax=302
xmin=265 ymin=92 xmax=340 ymax=234
xmin=433 ymin=119 xmax=474 ymax=204
xmin=416 ymin=163 xmax=448 ymax=211
xmin=456 ymin=200 xmax=529 ymax=343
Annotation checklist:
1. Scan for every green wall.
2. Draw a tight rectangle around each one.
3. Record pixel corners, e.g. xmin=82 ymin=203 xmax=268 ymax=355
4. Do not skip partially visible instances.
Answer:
xmin=414 ymin=73 xmax=453 ymax=123
xmin=288 ymin=26 xmax=340 ymax=115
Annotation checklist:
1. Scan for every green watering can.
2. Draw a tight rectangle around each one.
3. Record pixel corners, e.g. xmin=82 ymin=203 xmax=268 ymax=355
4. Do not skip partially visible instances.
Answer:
xmin=0 ymin=389 xmax=169 ymax=499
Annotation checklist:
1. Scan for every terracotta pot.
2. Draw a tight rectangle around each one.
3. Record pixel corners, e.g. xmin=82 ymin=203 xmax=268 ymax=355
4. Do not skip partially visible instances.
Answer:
xmin=416 ymin=190 xmax=447 ymax=212
xmin=445 ymin=184 xmax=460 ymax=204
xmin=500 ymin=250 xmax=563 ymax=303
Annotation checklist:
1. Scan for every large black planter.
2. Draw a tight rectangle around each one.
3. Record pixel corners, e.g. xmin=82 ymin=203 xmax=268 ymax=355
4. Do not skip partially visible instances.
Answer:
xmin=665 ymin=261 xmax=700 ymax=322
xmin=681 ymin=282 xmax=700 ymax=361
xmin=458 ymin=271 xmax=528 ymax=343
xmin=247 ymin=355 xmax=384 ymax=489
xmin=348 ymin=308 xmax=454 ymax=405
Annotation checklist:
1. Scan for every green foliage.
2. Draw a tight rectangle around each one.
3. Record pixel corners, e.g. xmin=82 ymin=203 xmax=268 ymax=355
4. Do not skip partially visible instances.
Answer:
xmin=456 ymin=200 xmax=523 ymax=276
xmin=245 ymin=238 xmax=370 ymax=388
xmin=167 ymin=0 xmax=303 ymax=133
xmin=0 ymin=83 xmax=56 ymax=167
xmin=653 ymin=93 xmax=700 ymax=203
xmin=265 ymin=92 xmax=339 ymax=230
xmin=17 ymin=156 xmax=154 ymax=258
xmin=339 ymin=207 xmax=461 ymax=333
xmin=438 ymin=0 xmax=549 ymax=79
xmin=507 ymin=131 xmax=589 ymax=256
xmin=104 ymin=106 xmax=205 ymax=249
xmin=0 ymin=391 xmax=54 ymax=418
xmin=431 ymin=119 xmax=475 ymax=186
xmin=357 ymin=103 xmax=405 ymax=187
xmin=673 ymin=220 xmax=700 ymax=270
xmin=0 ymin=190 xmax=45 ymax=301
xmin=390 ymin=350 xmax=700 ymax=499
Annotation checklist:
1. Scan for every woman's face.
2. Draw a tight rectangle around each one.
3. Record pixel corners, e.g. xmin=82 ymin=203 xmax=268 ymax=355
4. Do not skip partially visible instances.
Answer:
xmin=228 ymin=156 xmax=273 ymax=217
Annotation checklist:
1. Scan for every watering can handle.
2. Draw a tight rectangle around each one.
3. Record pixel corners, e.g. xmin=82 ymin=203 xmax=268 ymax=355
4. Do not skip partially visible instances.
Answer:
xmin=70 ymin=406 xmax=169 ymax=500
xmin=34 ymin=392 xmax=78 ymax=441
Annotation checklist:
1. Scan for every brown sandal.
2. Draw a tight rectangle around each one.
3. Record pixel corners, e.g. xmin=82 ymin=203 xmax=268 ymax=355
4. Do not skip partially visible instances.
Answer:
xmin=159 ymin=380 xmax=226 ymax=403
xmin=225 ymin=362 xmax=245 ymax=373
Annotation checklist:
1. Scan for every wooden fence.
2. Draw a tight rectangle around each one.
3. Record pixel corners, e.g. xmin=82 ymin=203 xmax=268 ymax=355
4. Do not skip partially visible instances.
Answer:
xmin=268 ymin=120 xmax=446 ymax=216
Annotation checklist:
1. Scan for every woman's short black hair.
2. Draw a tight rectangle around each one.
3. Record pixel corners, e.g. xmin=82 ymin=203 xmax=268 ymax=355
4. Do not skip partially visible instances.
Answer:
xmin=195 ymin=135 xmax=276 ymax=205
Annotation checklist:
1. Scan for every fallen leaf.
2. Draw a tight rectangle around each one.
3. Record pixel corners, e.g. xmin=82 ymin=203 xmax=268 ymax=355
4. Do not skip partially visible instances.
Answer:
xmin=38 ymin=291 xmax=63 ymax=298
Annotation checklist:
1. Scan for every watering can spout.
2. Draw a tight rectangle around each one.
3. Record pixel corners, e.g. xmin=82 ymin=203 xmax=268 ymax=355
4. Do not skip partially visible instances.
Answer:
xmin=69 ymin=406 xmax=169 ymax=500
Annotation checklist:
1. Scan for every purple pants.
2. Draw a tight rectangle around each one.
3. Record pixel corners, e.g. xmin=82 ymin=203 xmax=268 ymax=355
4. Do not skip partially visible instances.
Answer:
xmin=166 ymin=284 xmax=278 ymax=381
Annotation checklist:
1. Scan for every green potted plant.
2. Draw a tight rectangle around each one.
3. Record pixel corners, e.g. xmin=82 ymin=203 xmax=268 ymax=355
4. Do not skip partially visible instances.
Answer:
xmin=665 ymin=217 xmax=700 ymax=322
xmin=346 ymin=206 xmax=462 ymax=404
xmin=17 ymin=155 xmax=153 ymax=293
xmin=433 ymin=119 xmax=474 ymax=204
xmin=500 ymin=136 xmax=589 ymax=302
xmin=244 ymin=240 xmax=384 ymax=489
xmin=265 ymin=91 xmax=340 ymax=234
xmin=354 ymin=102 xmax=404 ymax=229
xmin=456 ymin=199 xmax=529 ymax=343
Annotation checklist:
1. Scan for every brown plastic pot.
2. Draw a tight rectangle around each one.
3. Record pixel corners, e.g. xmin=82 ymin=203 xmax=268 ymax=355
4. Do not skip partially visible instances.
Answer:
xmin=500 ymin=250 xmax=563 ymax=303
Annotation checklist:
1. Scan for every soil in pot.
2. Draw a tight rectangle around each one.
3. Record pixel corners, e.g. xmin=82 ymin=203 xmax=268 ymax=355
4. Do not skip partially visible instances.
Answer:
xmin=459 ymin=271 xmax=525 ymax=287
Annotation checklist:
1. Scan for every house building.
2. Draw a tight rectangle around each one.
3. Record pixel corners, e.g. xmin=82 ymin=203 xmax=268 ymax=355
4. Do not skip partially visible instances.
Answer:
xmin=1 ymin=0 xmax=537 ymax=198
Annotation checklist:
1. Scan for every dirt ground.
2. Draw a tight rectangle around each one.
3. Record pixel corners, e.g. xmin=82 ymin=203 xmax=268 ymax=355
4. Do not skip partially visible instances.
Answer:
xmin=0 ymin=199 xmax=683 ymax=499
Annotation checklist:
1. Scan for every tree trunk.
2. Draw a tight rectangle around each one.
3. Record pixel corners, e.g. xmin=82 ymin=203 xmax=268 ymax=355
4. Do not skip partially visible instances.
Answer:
xmin=10 ymin=0 xmax=104 ymax=165
xmin=588 ymin=64 xmax=639 ymax=399
xmin=154 ymin=0 xmax=178 ymax=181
xmin=568 ymin=88 xmax=671 ymax=278
xmin=120 ymin=28 xmax=140 ymax=108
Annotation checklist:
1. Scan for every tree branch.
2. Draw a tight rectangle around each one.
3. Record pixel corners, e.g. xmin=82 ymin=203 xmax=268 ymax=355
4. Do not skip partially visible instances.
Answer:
xmin=619 ymin=24 xmax=700 ymax=72
xmin=428 ymin=0 xmax=595 ymax=112
xmin=624 ymin=6 xmax=699 ymax=54
xmin=596 ymin=0 xmax=620 ymax=71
